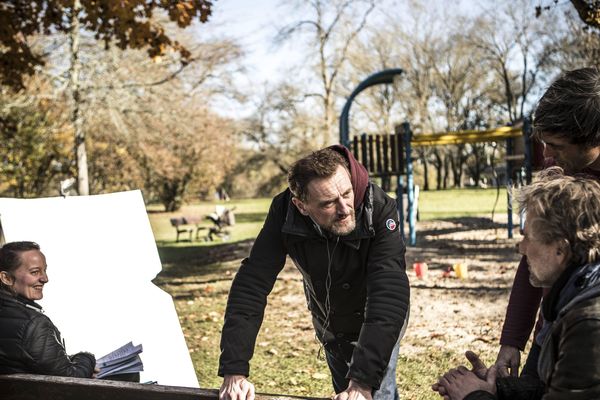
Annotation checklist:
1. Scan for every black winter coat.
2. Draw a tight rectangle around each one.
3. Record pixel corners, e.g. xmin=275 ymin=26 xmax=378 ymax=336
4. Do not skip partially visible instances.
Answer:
xmin=465 ymin=262 xmax=600 ymax=400
xmin=219 ymin=183 xmax=410 ymax=389
xmin=0 ymin=290 xmax=96 ymax=377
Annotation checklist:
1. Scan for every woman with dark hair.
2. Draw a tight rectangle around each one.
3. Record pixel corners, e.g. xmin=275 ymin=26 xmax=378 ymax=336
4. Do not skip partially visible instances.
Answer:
xmin=0 ymin=241 xmax=96 ymax=377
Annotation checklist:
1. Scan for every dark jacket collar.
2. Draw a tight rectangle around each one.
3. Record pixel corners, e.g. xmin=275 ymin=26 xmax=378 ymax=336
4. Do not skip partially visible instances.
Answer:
xmin=543 ymin=261 xmax=600 ymax=322
xmin=0 ymin=289 xmax=43 ymax=312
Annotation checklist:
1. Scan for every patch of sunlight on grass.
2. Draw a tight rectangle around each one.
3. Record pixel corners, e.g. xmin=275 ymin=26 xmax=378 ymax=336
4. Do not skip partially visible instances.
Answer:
xmin=148 ymin=189 xmax=516 ymax=247
xmin=148 ymin=198 xmax=271 ymax=245
xmin=419 ymin=187 xmax=514 ymax=220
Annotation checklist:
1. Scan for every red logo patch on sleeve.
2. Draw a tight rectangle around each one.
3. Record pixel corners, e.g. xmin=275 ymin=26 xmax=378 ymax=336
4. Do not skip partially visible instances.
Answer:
xmin=386 ymin=219 xmax=397 ymax=231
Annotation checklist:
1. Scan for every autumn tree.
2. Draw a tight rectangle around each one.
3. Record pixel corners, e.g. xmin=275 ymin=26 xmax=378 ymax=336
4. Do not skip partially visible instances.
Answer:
xmin=13 ymin=7 xmax=243 ymax=208
xmin=542 ymin=5 xmax=600 ymax=70
xmin=570 ymin=0 xmax=600 ymax=27
xmin=0 ymin=0 xmax=213 ymax=89
xmin=86 ymin=129 xmax=144 ymax=195
xmin=72 ymin=29 xmax=242 ymax=209
xmin=341 ymin=1 xmax=445 ymax=190
xmin=0 ymin=80 xmax=72 ymax=197
xmin=537 ymin=0 xmax=600 ymax=29
xmin=135 ymin=107 xmax=236 ymax=211
xmin=0 ymin=0 xmax=213 ymax=196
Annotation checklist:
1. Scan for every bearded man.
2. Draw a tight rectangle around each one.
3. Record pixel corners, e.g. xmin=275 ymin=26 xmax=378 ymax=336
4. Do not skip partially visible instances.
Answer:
xmin=218 ymin=146 xmax=410 ymax=400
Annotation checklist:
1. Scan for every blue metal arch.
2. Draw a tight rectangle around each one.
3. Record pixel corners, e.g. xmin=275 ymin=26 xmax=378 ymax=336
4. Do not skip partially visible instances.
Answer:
xmin=339 ymin=68 xmax=404 ymax=147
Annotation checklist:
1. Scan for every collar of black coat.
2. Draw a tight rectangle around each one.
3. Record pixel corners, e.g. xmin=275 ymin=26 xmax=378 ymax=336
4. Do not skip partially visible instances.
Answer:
xmin=0 ymin=289 xmax=43 ymax=312
xmin=281 ymin=185 xmax=375 ymax=250
xmin=543 ymin=261 xmax=600 ymax=322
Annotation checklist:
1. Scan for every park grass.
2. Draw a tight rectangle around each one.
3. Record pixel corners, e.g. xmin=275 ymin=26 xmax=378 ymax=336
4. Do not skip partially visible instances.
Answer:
xmin=149 ymin=187 xmax=513 ymax=245
xmin=150 ymin=188 xmax=512 ymax=399
xmin=148 ymin=197 xmax=272 ymax=245
xmin=418 ymin=187 xmax=510 ymax=220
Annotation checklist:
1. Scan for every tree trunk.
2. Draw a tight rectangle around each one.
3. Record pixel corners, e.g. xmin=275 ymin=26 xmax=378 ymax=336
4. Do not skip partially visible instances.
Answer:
xmin=432 ymin=149 xmax=443 ymax=190
xmin=161 ymin=178 xmax=189 ymax=212
xmin=450 ymin=145 xmax=467 ymax=188
xmin=455 ymin=164 xmax=463 ymax=188
xmin=467 ymin=144 xmax=485 ymax=187
xmin=443 ymin=155 xmax=450 ymax=189
xmin=162 ymin=181 xmax=182 ymax=212
xmin=436 ymin=165 xmax=442 ymax=190
xmin=450 ymin=154 xmax=457 ymax=187
xmin=420 ymin=151 xmax=429 ymax=191
xmin=70 ymin=0 xmax=89 ymax=195
xmin=473 ymin=161 xmax=481 ymax=186
xmin=325 ymin=97 xmax=335 ymax=146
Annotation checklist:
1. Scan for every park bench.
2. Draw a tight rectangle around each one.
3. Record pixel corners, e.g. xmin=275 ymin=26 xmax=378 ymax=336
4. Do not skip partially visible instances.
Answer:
xmin=169 ymin=216 xmax=206 ymax=242
xmin=205 ymin=206 xmax=236 ymax=241
xmin=0 ymin=374 xmax=327 ymax=400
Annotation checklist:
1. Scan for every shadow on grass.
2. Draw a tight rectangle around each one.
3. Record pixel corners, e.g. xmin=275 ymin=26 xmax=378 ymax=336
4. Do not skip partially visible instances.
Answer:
xmin=235 ymin=212 xmax=267 ymax=223
xmin=411 ymin=283 xmax=511 ymax=292
xmin=417 ymin=216 xmax=509 ymax=237
xmin=156 ymin=239 xmax=255 ymax=280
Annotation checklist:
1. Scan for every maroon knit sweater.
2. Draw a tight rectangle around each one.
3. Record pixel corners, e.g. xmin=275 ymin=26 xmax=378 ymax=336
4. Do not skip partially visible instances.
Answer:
xmin=500 ymin=163 xmax=600 ymax=349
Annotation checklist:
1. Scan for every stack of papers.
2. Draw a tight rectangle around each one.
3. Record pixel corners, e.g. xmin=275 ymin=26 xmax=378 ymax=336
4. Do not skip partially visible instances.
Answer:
xmin=96 ymin=342 xmax=144 ymax=379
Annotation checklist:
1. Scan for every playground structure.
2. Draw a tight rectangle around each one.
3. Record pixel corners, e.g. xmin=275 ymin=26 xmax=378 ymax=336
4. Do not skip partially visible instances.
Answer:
xmin=339 ymin=69 xmax=539 ymax=246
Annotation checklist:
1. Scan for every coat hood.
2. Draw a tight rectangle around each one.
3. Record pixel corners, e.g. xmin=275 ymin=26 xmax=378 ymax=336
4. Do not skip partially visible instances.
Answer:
xmin=328 ymin=145 xmax=369 ymax=209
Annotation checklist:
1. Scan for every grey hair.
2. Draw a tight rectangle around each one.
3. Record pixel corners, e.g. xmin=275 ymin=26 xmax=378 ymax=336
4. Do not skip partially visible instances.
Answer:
xmin=518 ymin=167 xmax=600 ymax=266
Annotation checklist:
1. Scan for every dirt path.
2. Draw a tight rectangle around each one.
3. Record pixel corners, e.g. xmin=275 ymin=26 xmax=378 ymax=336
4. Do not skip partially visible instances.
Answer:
xmin=403 ymin=217 xmax=521 ymax=359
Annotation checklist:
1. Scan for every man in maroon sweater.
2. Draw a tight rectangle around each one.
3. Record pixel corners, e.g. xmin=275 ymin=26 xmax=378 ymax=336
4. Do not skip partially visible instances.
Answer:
xmin=495 ymin=67 xmax=600 ymax=378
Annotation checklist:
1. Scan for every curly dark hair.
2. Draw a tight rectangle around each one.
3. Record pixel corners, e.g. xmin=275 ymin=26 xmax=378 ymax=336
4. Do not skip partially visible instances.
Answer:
xmin=533 ymin=67 xmax=600 ymax=147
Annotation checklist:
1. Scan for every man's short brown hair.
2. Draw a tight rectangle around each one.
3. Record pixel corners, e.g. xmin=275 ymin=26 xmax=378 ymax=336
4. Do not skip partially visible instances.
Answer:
xmin=288 ymin=148 xmax=350 ymax=202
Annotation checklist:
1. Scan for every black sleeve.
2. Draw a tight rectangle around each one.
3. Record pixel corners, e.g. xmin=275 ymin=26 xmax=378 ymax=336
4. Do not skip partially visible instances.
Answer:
xmin=543 ymin=317 xmax=600 ymax=400
xmin=465 ymin=391 xmax=497 ymax=400
xmin=347 ymin=191 xmax=410 ymax=389
xmin=22 ymin=315 xmax=95 ymax=378
xmin=497 ymin=376 xmax=545 ymax=400
xmin=218 ymin=194 xmax=288 ymax=377
xmin=465 ymin=376 xmax=545 ymax=400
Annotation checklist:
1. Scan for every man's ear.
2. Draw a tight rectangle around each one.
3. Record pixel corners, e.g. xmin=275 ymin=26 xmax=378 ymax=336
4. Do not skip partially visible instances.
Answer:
xmin=556 ymin=239 xmax=571 ymax=263
xmin=0 ymin=271 xmax=14 ymax=286
xmin=292 ymin=197 xmax=309 ymax=216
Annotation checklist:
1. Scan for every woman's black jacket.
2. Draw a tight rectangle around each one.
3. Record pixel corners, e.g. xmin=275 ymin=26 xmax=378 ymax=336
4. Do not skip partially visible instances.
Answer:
xmin=219 ymin=183 xmax=410 ymax=390
xmin=0 ymin=290 xmax=95 ymax=377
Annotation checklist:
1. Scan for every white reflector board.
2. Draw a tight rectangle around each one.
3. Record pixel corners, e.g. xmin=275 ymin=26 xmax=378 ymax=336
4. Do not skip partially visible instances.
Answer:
xmin=0 ymin=190 xmax=198 ymax=387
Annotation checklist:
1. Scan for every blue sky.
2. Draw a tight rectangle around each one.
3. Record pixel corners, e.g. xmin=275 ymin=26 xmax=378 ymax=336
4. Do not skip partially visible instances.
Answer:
xmin=198 ymin=0 xmax=518 ymax=117
xmin=208 ymin=0 xmax=301 ymax=86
